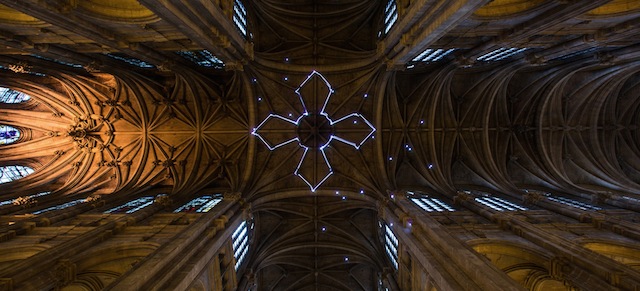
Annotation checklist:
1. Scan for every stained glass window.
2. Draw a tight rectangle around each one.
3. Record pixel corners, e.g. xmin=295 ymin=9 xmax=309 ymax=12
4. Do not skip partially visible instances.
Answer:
xmin=106 ymin=53 xmax=155 ymax=68
xmin=475 ymin=196 xmax=527 ymax=211
xmin=233 ymin=220 xmax=250 ymax=270
xmin=104 ymin=196 xmax=154 ymax=214
xmin=0 ymin=166 xmax=34 ymax=184
xmin=547 ymin=195 xmax=602 ymax=211
xmin=411 ymin=48 xmax=457 ymax=63
xmin=383 ymin=222 xmax=398 ymax=269
xmin=383 ymin=0 xmax=398 ymax=35
xmin=174 ymin=195 xmax=222 ymax=213
xmin=32 ymin=199 xmax=84 ymax=215
xmin=176 ymin=51 xmax=224 ymax=68
xmin=0 ymin=87 xmax=30 ymax=103
xmin=0 ymin=125 xmax=19 ymax=145
xmin=410 ymin=196 xmax=455 ymax=212
xmin=31 ymin=54 xmax=83 ymax=68
xmin=477 ymin=47 xmax=529 ymax=62
xmin=233 ymin=0 xmax=247 ymax=37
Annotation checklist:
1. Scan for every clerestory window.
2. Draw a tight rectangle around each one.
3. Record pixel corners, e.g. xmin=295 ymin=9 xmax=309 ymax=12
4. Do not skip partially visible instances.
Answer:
xmin=0 ymin=87 xmax=30 ymax=103
xmin=383 ymin=222 xmax=398 ymax=269
xmin=174 ymin=195 xmax=222 ymax=213
xmin=382 ymin=0 xmax=398 ymax=35
xmin=0 ymin=125 xmax=20 ymax=145
xmin=104 ymin=196 xmax=155 ymax=214
xmin=0 ymin=165 xmax=34 ymax=184
xmin=32 ymin=199 xmax=85 ymax=215
xmin=233 ymin=0 xmax=248 ymax=38
xmin=232 ymin=220 xmax=250 ymax=271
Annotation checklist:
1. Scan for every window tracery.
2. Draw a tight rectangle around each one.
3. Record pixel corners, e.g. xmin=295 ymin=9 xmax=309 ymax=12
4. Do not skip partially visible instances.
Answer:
xmin=232 ymin=220 xmax=250 ymax=271
xmin=0 ymin=87 xmax=30 ymax=103
xmin=546 ymin=195 xmax=602 ymax=211
xmin=106 ymin=53 xmax=155 ymax=68
xmin=176 ymin=50 xmax=224 ymax=68
xmin=411 ymin=48 xmax=457 ymax=63
xmin=477 ymin=47 xmax=529 ymax=62
xmin=0 ymin=165 xmax=34 ymax=184
xmin=32 ymin=198 xmax=84 ymax=215
xmin=409 ymin=194 xmax=455 ymax=212
xmin=382 ymin=0 xmax=398 ymax=35
xmin=233 ymin=0 xmax=248 ymax=38
xmin=464 ymin=191 xmax=528 ymax=211
xmin=173 ymin=195 xmax=222 ymax=213
xmin=382 ymin=222 xmax=398 ymax=269
xmin=0 ymin=124 xmax=19 ymax=145
xmin=104 ymin=196 xmax=155 ymax=214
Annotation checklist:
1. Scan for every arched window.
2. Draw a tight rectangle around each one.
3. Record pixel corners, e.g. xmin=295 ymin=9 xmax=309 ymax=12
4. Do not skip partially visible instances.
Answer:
xmin=233 ymin=0 xmax=247 ymax=37
xmin=104 ymin=196 xmax=154 ymax=214
xmin=233 ymin=220 xmax=250 ymax=270
xmin=0 ymin=87 xmax=30 ymax=103
xmin=0 ymin=165 xmax=34 ymax=184
xmin=0 ymin=125 xmax=20 ymax=145
xmin=174 ymin=195 xmax=222 ymax=213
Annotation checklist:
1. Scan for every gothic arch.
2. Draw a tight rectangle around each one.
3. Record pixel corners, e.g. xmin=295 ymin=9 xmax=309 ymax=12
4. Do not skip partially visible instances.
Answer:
xmin=469 ymin=239 xmax=572 ymax=290
xmin=61 ymin=242 xmax=159 ymax=290
xmin=581 ymin=240 xmax=640 ymax=272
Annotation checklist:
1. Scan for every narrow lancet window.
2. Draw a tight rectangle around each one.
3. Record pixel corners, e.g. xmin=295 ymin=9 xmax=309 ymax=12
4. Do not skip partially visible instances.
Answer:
xmin=547 ymin=195 xmax=602 ymax=211
xmin=477 ymin=47 xmax=528 ymax=62
xmin=0 ymin=87 xmax=30 ymax=103
xmin=409 ymin=191 xmax=455 ymax=212
xmin=475 ymin=195 xmax=528 ymax=211
xmin=411 ymin=48 xmax=457 ymax=63
xmin=0 ymin=125 xmax=19 ymax=145
xmin=383 ymin=0 xmax=398 ymax=35
xmin=106 ymin=53 xmax=155 ymax=68
xmin=104 ymin=196 xmax=154 ymax=214
xmin=32 ymin=199 xmax=84 ymax=215
xmin=176 ymin=50 xmax=224 ymax=68
xmin=232 ymin=220 xmax=250 ymax=270
xmin=174 ymin=195 xmax=222 ymax=213
xmin=0 ymin=165 xmax=34 ymax=184
xmin=383 ymin=222 xmax=399 ymax=269
xmin=233 ymin=0 xmax=248 ymax=37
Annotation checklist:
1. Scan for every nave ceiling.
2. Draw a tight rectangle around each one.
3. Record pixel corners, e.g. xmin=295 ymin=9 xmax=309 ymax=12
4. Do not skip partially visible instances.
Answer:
xmin=0 ymin=0 xmax=639 ymax=290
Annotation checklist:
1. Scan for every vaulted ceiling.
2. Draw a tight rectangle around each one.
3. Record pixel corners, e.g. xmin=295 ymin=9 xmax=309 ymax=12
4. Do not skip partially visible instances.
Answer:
xmin=0 ymin=0 xmax=639 ymax=289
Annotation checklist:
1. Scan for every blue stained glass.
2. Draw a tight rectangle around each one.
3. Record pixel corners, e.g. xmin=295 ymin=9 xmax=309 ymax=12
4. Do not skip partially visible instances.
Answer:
xmin=0 ymin=87 xmax=30 ymax=103
xmin=32 ymin=199 xmax=84 ymax=215
xmin=106 ymin=53 xmax=155 ymax=68
xmin=104 ymin=196 xmax=154 ymax=214
xmin=0 ymin=125 xmax=20 ymax=145
xmin=174 ymin=195 xmax=222 ymax=213
xmin=0 ymin=166 xmax=34 ymax=184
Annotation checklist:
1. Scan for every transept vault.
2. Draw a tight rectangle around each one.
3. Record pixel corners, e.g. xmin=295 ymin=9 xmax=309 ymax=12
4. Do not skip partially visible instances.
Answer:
xmin=0 ymin=0 xmax=639 ymax=290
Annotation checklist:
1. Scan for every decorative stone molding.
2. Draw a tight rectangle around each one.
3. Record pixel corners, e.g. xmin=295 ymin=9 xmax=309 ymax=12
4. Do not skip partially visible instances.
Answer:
xmin=454 ymin=191 xmax=474 ymax=205
xmin=53 ymin=259 xmax=76 ymax=287
xmin=522 ymin=190 xmax=546 ymax=205
xmin=0 ymin=278 xmax=13 ymax=291
xmin=154 ymin=194 xmax=172 ymax=207
xmin=223 ymin=192 xmax=241 ymax=201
